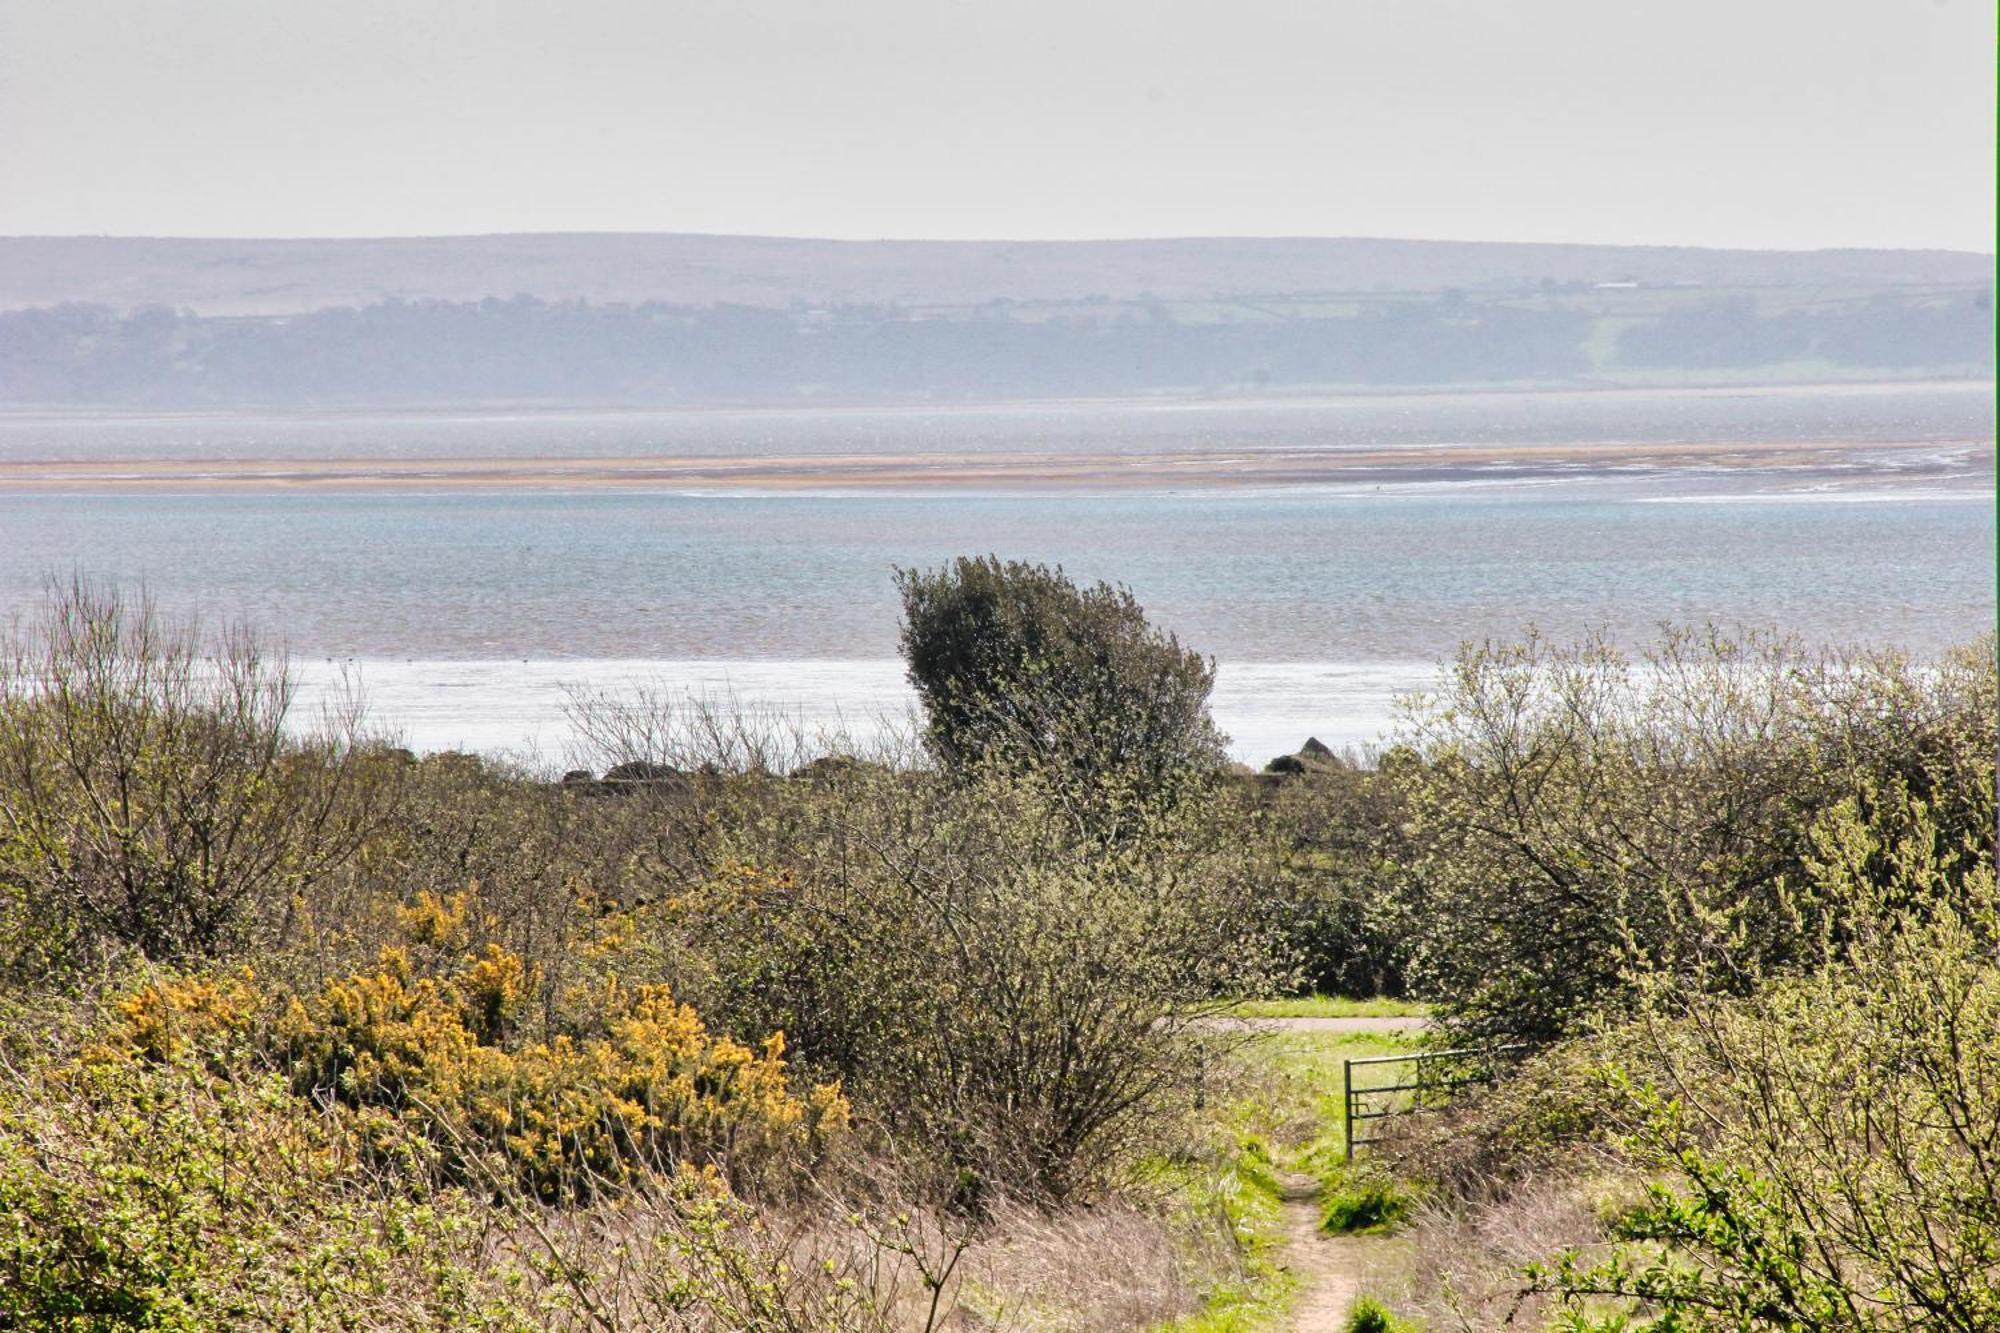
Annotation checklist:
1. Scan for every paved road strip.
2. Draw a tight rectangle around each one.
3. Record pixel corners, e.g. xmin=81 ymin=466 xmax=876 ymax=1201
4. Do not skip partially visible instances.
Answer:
xmin=1204 ymin=1014 xmax=1429 ymax=1033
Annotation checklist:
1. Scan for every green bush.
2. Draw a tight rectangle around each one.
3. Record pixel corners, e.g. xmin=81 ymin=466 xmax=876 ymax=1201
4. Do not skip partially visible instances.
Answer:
xmin=1256 ymin=758 xmax=1411 ymax=998
xmin=663 ymin=764 xmax=1292 ymax=1203
xmin=1527 ymin=799 xmax=2000 ymax=1331
xmin=895 ymin=555 xmax=1225 ymax=791
xmin=0 ymin=1050 xmax=514 ymax=1331
xmin=1344 ymin=1297 xmax=1420 ymax=1333
xmin=0 ymin=579 xmax=388 ymax=976
xmin=1384 ymin=628 xmax=1995 ymax=1045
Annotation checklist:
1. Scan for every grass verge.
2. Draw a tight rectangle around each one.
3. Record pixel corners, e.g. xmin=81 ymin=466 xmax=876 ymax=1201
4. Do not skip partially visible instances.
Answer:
xmin=1145 ymin=1128 xmax=1294 ymax=1333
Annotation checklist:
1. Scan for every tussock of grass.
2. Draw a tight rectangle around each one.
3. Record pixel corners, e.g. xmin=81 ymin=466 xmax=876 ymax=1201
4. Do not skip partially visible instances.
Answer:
xmin=1153 ymin=1281 xmax=1291 ymax=1333
xmin=1317 ymin=1167 xmax=1415 ymax=1235
xmin=1343 ymin=1295 xmax=1421 ymax=1333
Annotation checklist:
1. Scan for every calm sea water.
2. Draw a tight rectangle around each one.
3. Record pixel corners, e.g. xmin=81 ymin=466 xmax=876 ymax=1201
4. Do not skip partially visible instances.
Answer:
xmin=0 ymin=382 xmax=1992 ymax=462
xmin=0 ymin=387 xmax=1990 ymax=764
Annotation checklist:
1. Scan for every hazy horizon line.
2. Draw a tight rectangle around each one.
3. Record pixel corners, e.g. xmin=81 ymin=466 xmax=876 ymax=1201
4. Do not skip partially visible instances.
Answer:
xmin=6 ymin=230 xmax=1994 ymax=260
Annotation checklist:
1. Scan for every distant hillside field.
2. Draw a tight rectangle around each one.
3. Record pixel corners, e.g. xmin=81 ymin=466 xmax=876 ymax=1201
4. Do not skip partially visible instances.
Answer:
xmin=0 ymin=234 xmax=1989 ymax=405
xmin=0 ymin=233 xmax=1991 ymax=315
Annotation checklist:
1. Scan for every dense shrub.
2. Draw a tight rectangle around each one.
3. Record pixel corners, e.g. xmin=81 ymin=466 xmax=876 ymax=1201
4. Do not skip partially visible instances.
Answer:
xmin=107 ymin=917 xmax=848 ymax=1202
xmin=0 ymin=1051 xmax=511 ymax=1331
xmin=1384 ymin=628 xmax=1996 ymax=1044
xmin=1256 ymin=753 xmax=1412 ymax=997
xmin=895 ymin=556 xmax=1224 ymax=792
xmin=1527 ymin=798 xmax=2000 ymax=1331
xmin=650 ymin=764 xmax=1291 ymax=1203
xmin=1375 ymin=760 xmax=2000 ymax=1331
xmin=1374 ymin=1034 xmax=1626 ymax=1204
xmin=0 ymin=1032 xmax=927 ymax=1332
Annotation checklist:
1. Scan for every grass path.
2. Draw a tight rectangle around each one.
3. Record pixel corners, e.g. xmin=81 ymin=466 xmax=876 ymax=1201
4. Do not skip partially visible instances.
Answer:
xmin=1174 ymin=1012 xmax=1418 ymax=1333
xmin=1222 ymin=998 xmax=1430 ymax=1021
xmin=1277 ymin=1171 xmax=1361 ymax=1330
xmin=1257 ymin=1014 xmax=1421 ymax=1332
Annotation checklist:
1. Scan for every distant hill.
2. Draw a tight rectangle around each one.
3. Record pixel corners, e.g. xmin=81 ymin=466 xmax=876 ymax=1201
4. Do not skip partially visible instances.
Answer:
xmin=0 ymin=233 xmax=1990 ymax=315
xmin=1 ymin=233 xmax=1989 ymax=406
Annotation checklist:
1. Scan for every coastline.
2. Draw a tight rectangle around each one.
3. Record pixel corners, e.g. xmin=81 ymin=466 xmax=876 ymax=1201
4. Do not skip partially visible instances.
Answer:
xmin=292 ymin=656 xmax=1433 ymax=770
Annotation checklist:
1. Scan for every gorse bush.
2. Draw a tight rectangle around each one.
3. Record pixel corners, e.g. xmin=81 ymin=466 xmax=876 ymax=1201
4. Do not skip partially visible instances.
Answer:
xmin=283 ymin=956 xmax=846 ymax=1201
xmin=106 ymin=906 xmax=848 ymax=1202
xmin=0 ymin=1030 xmax=908 ymax=1332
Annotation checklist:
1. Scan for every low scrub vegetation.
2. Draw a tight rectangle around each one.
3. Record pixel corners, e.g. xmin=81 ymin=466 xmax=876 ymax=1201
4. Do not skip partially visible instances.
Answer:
xmin=0 ymin=571 xmax=1302 ymax=1328
xmin=0 ymin=568 xmax=1990 ymax=1330
xmin=1348 ymin=633 xmax=1997 ymax=1331
xmin=1387 ymin=626 xmax=1995 ymax=1046
xmin=109 ymin=945 xmax=847 ymax=1202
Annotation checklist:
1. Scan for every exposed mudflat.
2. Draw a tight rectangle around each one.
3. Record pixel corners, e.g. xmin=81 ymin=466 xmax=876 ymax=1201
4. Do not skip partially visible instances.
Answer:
xmin=0 ymin=435 xmax=1984 ymax=494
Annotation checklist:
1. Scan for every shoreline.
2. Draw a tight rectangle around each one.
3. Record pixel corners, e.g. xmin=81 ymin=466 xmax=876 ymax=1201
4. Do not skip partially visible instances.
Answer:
xmin=293 ymin=656 xmax=1435 ymax=769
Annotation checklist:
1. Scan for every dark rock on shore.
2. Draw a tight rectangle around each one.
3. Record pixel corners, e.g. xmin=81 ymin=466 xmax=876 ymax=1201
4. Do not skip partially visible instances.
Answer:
xmin=792 ymin=754 xmax=866 ymax=782
xmin=603 ymin=760 xmax=683 ymax=786
xmin=1258 ymin=736 xmax=1356 ymax=780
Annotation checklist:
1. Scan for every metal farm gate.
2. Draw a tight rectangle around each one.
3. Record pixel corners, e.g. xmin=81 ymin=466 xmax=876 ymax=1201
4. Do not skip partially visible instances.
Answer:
xmin=1342 ymin=1045 xmax=1525 ymax=1160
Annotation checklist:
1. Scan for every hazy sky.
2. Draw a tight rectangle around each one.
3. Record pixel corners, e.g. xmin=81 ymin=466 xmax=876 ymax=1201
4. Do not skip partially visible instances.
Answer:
xmin=1 ymin=0 xmax=1993 ymax=250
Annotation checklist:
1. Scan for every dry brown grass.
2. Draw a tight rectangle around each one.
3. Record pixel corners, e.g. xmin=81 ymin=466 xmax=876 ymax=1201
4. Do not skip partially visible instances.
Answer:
xmin=1356 ymin=1171 xmax=1625 ymax=1332
xmin=470 ymin=1174 xmax=1226 ymax=1332
xmin=946 ymin=1197 xmax=1217 ymax=1331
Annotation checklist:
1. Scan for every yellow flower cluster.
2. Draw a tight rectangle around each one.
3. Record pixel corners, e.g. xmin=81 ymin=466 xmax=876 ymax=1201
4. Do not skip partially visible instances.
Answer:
xmin=110 ymin=930 xmax=846 ymax=1200
xmin=112 ymin=968 xmax=262 ymax=1063
xmin=395 ymin=887 xmax=473 ymax=949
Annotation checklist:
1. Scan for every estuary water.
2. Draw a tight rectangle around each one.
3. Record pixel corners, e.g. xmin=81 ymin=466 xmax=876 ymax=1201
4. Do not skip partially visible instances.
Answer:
xmin=0 ymin=384 xmax=1990 ymax=766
